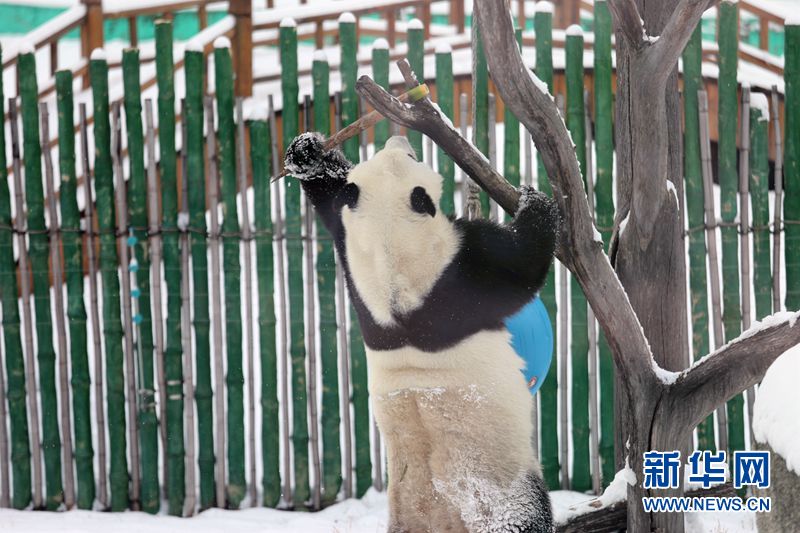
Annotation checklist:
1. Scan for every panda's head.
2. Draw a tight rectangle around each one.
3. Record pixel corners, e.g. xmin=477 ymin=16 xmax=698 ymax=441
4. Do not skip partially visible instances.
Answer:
xmin=340 ymin=136 xmax=460 ymax=326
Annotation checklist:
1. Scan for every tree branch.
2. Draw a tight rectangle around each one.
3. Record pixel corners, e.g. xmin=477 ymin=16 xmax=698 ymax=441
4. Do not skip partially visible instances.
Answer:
xmin=647 ymin=0 xmax=717 ymax=83
xmin=472 ymin=0 xmax=654 ymax=385
xmin=606 ymin=0 xmax=647 ymax=50
xmin=667 ymin=311 xmax=800 ymax=432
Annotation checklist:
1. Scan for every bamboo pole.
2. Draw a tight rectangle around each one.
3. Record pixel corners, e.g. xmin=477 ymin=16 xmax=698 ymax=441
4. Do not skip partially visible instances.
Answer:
xmin=682 ymin=25 xmax=715 ymax=452
xmin=55 ymin=69 xmax=94 ymax=510
xmin=235 ymin=97 xmax=258 ymax=507
xmin=280 ymin=19 xmax=311 ymax=507
xmin=333 ymin=93 xmax=354 ymax=500
xmin=699 ymin=90 xmax=728 ymax=452
xmin=268 ymin=96 xmax=292 ymax=507
xmin=771 ymin=87 xmax=783 ymax=313
xmin=249 ymin=111 xmax=280 ymax=507
xmin=122 ymin=48 xmax=159 ymax=513
xmin=558 ymin=259 xmax=569 ymax=491
xmin=372 ymin=41 xmax=390 ymax=152
xmin=565 ymin=27 xmax=590 ymax=492
xmin=111 ymin=102 xmax=141 ymax=510
xmin=40 ymin=102 xmax=76 ymax=509
xmin=786 ymin=22 xmax=800 ymax=310
xmin=144 ymin=99 xmax=167 ymax=510
xmin=184 ymin=46 xmax=214 ymax=510
xmin=312 ymin=53 xmax=342 ymax=505
xmin=213 ymin=42 xmax=245 ymax=508
xmin=19 ymin=50 xmax=62 ymax=510
xmin=435 ymin=43 xmax=455 ymax=215
xmin=534 ymin=4 xmax=559 ymax=490
xmin=0 ymin=62 xmax=32 ymax=510
xmin=593 ymin=0 xmax=615 ymax=486
xmin=340 ymin=14 xmax=359 ymax=165
xmin=407 ymin=17 xmax=424 ymax=159
xmin=9 ymin=100 xmax=42 ymax=509
xmin=205 ymin=96 xmax=227 ymax=509
xmin=79 ymin=102 xmax=107 ymax=509
xmin=739 ymin=87 xmax=755 ymax=447
xmin=751 ymin=94 xmax=772 ymax=320
xmin=459 ymin=93 xmax=478 ymax=219
xmin=472 ymin=20 xmax=490 ymax=217
xmin=179 ymin=100 xmax=197 ymax=516
xmin=718 ymin=1 xmax=742 ymax=455
xmin=155 ymin=20 xmax=185 ymax=516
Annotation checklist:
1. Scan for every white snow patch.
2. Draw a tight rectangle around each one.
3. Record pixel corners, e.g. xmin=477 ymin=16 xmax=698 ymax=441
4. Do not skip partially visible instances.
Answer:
xmin=313 ymin=49 xmax=328 ymax=63
xmin=435 ymin=42 xmax=453 ymax=55
xmin=566 ymin=24 xmax=583 ymax=37
xmin=599 ymin=462 xmax=637 ymax=506
xmin=17 ymin=41 xmax=34 ymax=56
xmin=527 ymin=69 xmax=552 ymax=97
xmin=652 ymin=358 xmax=680 ymax=385
xmin=371 ymin=38 xmax=389 ymax=51
xmin=644 ymin=33 xmax=660 ymax=44
xmin=750 ymin=92 xmax=770 ymax=121
xmin=666 ymin=179 xmax=678 ymax=204
xmin=280 ymin=17 xmax=297 ymax=28
xmin=408 ymin=18 xmax=423 ymax=30
xmin=787 ymin=13 xmax=800 ymax=26
xmin=90 ymin=48 xmax=106 ymax=61
xmin=593 ymin=225 xmax=603 ymax=244
xmin=753 ymin=344 xmax=800 ymax=474
xmin=552 ymin=463 xmax=636 ymax=524
xmin=213 ymin=36 xmax=231 ymax=49
xmin=619 ymin=213 xmax=630 ymax=237
xmin=177 ymin=213 xmax=190 ymax=232
xmin=535 ymin=1 xmax=554 ymax=15
xmin=244 ymin=99 xmax=269 ymax=122
xmin=338 ymin=12 xmax=355 ymax=24
xmin=184 ymin=40 xmax=203 ymax=53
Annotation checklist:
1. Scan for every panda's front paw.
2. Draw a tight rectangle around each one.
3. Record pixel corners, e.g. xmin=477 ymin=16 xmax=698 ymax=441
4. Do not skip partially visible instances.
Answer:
xmin=516 ymin=185 xmax=561 ymax=233
xmin=284 ymin=132 xmax=326 ymax=180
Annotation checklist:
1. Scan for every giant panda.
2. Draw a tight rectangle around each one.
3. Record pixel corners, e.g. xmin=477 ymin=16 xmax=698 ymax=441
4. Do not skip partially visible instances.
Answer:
xmin=284 ymin=133 xmax=559 ymax=533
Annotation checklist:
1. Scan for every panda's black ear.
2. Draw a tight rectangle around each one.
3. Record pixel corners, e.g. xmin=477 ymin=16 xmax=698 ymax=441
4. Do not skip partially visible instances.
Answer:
xmin=410 ymin=186 xmax=436 ymax=217
xmin=335 ymin=182 xmax=360 ymax=211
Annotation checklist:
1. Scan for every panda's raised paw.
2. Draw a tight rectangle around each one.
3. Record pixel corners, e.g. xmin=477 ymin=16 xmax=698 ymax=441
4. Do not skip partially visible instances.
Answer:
xmin=284 ymin=132 xmax=352 ymax=182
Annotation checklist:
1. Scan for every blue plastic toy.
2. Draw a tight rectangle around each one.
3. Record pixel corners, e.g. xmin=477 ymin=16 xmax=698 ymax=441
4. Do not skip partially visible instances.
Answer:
xmin=505 ymin=296 xmax=553 ymax=395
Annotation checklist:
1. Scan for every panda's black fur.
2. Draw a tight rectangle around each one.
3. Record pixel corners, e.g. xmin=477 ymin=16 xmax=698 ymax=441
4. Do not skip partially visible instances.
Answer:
xmin=285 ymin=133 xmax=558 ymax=533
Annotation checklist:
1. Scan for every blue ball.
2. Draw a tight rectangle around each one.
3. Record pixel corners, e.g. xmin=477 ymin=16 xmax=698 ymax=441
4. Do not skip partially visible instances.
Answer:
xmin=505 ymin=296 xmax=553 ymax=395
xmin=127 ymin=236 xmax=138 ymax=247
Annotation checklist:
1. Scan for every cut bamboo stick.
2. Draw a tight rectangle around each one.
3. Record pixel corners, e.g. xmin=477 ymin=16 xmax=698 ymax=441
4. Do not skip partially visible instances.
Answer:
xmin=334 ymin=92 xmax=354 ymax=500
xmin=9 ymin=99 xmax=43 ymax=509
xmin=268 ymin=95 xmax=292 ymax=507
xmin=205 ymin=96 xmax=227 ymax=509
xmin=79 ymin=103 xmax=107 ymax=509
xmin=179 ymin=99 xmax=197 ymax=517
xmin=41 ymin=101 xmax=76 ymax=509
xmin=111 ymin=102 xmax=141 ymax=509
xmin=144 ymin=99 xmax=168 ymax=492
xmin=699 ymin=89 xmax=728 ymax=452
xmin=739 ymin=87 xmax=755 ymax=448
xmin=235 ymin=97 xmax=258 ymax=507
xmin=771 ymin=86 xmax=783 ymax=313
xmin=303 ymin=94 xmax=322 ymax=511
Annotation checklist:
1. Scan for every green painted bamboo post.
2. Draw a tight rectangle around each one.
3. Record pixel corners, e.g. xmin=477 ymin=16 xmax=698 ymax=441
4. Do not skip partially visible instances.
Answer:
xmin=718 ymin=0 xmax=742 ymax=455
xmin=473 ymin=21 xmax=490 ymax=217
xmin=565 ymin=25 xmax=590 ymax=492
xmin=372 ymin=39 xmax=390 ymax=151
xmin=435 ymin=42 xmax=455 ymax=215
xmin=533 ymin=3 xmax=559 ymax=491
xmin=55 ymin=70 xmax=94 ymax=509
xmin=312 ymin=52 xmax=342 ymax=504
xmin=213 ymin=39 xmax=246 ymax=508
xmin=280 ymin=17 xmax=311 ymax=506
xmin=338 ymin=11 xmax=372 ymax=497
xmin=592 ymin=0 xmax=615 ymax=486
xmin=89 ymin=49 xmax=129 ymax=512
xmin=18 ymin=50 xmax=63 ymax=510
xmin=122 ymin=47 xmax=160 ymax=513
xmin=184 ymin=44 xmax=215 ymax=510
xmin=408 ymin=18 xmax=424 ymax=159
xmin=750 ymin=96 xmax=772 ymax=319
xmin=155 ymin=19 xmax=185 ymax=516
xmin=786 ymin=22 xmax=800 ymax=310
xmin=249 ymin=115 xmax=280 ymax=507
xmin=0 ymin=47 xmax=32 ymax=511
xmin=682 ymin=26 xmax=715 ymax=452
xmin=502 ymin=29 xmax=523 ymax=223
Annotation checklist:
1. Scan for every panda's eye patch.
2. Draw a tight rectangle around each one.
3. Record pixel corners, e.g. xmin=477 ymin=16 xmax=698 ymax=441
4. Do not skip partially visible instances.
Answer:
xmin=410 ymin=186 xmax=436 ymax=217
xmin=335 ymin=183 xmax=360 ymax=211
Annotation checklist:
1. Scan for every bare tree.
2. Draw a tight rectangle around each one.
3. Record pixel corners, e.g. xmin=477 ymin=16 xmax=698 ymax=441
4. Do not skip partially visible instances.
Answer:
xmin=357 ymin=1 xmax=800 ymax=530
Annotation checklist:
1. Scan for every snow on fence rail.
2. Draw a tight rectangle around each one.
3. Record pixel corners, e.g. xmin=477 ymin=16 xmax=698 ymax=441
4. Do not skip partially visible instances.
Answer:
xmin=0 ymin=3 xmax=795 ymax=525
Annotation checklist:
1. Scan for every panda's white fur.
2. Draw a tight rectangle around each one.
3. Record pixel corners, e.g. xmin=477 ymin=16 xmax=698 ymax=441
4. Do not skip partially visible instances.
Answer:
xmin=342 ymin=137 xmax=460 ymax=326
xmin=342 ymin=138 xmax=540 ymax=532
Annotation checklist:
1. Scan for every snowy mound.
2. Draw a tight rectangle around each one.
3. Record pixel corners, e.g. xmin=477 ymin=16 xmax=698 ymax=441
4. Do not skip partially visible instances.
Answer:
xmin=753 ymin=344 xmax=800 ymax=474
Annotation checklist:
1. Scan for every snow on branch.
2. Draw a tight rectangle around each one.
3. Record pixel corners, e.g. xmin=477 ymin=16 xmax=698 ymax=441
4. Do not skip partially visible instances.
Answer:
xmin=667 ymin=311 xmax=800 ymax=432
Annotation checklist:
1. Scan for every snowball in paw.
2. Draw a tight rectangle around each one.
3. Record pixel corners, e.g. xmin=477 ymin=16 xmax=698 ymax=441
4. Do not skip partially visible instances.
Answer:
xmin=284 ymin=132 xmax=326 ymax=180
